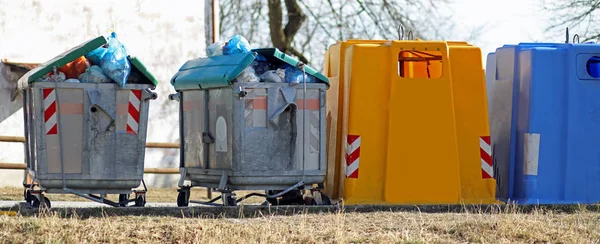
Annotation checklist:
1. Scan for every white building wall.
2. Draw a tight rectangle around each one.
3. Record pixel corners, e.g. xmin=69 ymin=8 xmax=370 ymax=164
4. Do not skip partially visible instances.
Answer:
xmin=0 ymin=0 xmax=209 ymax=188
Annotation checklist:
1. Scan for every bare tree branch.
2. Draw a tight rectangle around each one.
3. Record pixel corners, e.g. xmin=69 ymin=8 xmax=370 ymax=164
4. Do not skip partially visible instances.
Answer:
xmin=221 ymin=0 xmax=464 ymax=67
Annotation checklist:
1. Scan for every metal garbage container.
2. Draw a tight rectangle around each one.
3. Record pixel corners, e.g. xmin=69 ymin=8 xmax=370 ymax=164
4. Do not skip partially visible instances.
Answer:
xmin=170 ymin=48 xmax=331 ymax=206
xmin=18 ymin=36 xmax=159 ymax=208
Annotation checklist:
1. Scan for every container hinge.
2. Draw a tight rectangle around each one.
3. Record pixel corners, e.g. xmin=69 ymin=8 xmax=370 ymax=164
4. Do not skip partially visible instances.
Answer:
xmin=202 ymin=132 xmax=215 ymax=144
xmin=233 ymin=86 xmax=247 ymax=99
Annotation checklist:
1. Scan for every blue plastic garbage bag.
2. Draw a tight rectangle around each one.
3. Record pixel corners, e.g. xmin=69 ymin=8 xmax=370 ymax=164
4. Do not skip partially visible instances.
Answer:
xmin=223 ymin=35 xmax=251 ymax=55
xmin=280 ymin=64 xmax=316 ymax=84
xmin=86 ymin=47 xmax=108 ymax=66
xmin=101 ymin=32 xmax=131 ymax=88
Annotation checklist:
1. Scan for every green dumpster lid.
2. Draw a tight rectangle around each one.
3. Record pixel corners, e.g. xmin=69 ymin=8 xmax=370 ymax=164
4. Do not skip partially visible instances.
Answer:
xmin=18 ymin=36 xmax=107 ymax=89
xmin=252 ymin=48 xmax=329 ymax=86
xmin=18 ymin=35 xmax=159 ymax=89
xmin=171 ymin=52 xmax=256 ymax=90
xmin=128 ymin=56 xmax=159 ymax=87
xmin=171 ymin=48 xmax=329 ymax=91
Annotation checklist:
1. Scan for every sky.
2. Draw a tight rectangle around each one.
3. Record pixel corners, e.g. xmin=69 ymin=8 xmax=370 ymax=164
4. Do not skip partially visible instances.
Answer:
xmin=449 ymin=0 xmax=562 ymax=65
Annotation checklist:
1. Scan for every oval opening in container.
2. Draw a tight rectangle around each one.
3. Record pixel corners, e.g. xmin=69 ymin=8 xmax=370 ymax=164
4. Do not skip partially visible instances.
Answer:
xmin=586 ymin=56 xmax=600 ymax=78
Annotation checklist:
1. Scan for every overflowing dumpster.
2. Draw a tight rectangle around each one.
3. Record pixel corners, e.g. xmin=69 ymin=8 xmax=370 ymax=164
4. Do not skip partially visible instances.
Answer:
xmin=18 ymin=35 xmax=159 ymax=208
xmin=170 ymin=47 xmax=331 ymax=206
xmin=487 ymin=42 xmax=600 ymax=204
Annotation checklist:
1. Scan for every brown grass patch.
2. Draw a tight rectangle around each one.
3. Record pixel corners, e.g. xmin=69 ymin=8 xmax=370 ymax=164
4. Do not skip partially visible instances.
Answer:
xmin=0 ymin=210 xmax=599 ymax=243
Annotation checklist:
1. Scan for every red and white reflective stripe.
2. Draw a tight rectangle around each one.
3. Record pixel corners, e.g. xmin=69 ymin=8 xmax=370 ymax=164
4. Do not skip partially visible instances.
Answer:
xmin=126 ymin=90 xmax=142 ymax=135
xmin=345 ymin=135 xmax=361 ymax=178
xmin=43 ymin=88 xmax=58 ymax=135
xmin=480 ymin=136 xmax=493 ymax=179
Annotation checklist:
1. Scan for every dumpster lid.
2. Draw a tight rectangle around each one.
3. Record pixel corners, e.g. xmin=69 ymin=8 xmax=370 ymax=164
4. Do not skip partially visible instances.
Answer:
xmin=171 ymin=48 xmax=329 ymax=91
xmin=18 ymin=35 xmax=159 ymax=89
xmin=18 ymin=36 xmax=107 ymax=89
xmin=252 ymin=48 xmax=329 ymax=86
xmin=129 ymin=56 xmax=159 ymax=87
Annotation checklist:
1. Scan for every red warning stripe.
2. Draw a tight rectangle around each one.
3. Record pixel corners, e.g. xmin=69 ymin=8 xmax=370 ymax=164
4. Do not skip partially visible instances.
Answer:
xmin=345 ymin=135 xmax=361 ymax=178
xmin=480 ymin=136 xmax=493 ymax=179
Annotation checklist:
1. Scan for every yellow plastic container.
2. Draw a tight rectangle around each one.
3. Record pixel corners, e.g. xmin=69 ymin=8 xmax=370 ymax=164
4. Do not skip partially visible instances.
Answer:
xmin=323 ymin=39 xmax=497 ymax=204
xmin=323 ymin=40 xmax=389 ymax=200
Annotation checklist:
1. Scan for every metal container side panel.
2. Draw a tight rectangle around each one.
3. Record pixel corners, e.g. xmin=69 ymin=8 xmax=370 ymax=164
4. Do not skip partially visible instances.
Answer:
xmin=514 ymin=48 xmax=568 ymax=203
xmin=182 ymin=90 xmax=206 ymax=169
xmin=208 ymin=88 xmax=234 ymax=170
xmin=28 ymin=82 xmax=151 ymax=190
xmin=115 ymin=88 xmax=150 ymax=180
xmin=185 ymin=83 xmax=327 ymax=189
xmin=235 ymin=83 xmax=327 ymax=173
xmin=87 ymin=86 xmax=116 ymax=178
xmin=294 ymin=87 xmax=326 ymax=171
xmin=238 ymin=86 xmax=286 ymax=172
xmin=564 ymin=46 xmax=600 ymax=203
xmin=489 ymin=46 xmax=518 ymax=201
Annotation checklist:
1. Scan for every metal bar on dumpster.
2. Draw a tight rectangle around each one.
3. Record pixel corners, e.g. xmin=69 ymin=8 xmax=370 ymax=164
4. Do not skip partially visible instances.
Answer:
xmin=0 ymin=136 xmax=180 ymax=149
xmin=0 ymin=162 xmax=178 ymax=174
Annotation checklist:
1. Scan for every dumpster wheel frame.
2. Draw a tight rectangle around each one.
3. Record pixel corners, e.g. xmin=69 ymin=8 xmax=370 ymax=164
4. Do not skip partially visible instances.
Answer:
xmin=175 ymin=182 xmax=333 ymax=207
xmin=23 ymin=178 xmax=148 ymax=209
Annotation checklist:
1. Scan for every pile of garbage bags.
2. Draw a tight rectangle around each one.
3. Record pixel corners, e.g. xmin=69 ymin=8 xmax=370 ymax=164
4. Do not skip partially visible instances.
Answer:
xmin=37 ymin=32 xmax=135 ymax=88
xmin=207 ymin=35 xmax=317 ymax=84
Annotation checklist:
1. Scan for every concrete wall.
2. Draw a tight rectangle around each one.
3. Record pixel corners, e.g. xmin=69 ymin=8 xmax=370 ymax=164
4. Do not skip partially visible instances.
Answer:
xmin=0 ymin=0 xmax=208 ymax=188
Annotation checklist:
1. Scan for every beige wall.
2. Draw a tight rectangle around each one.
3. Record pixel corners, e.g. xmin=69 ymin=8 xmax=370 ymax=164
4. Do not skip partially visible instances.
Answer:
xmin=0 ymin=0 xmax=209 ymax=188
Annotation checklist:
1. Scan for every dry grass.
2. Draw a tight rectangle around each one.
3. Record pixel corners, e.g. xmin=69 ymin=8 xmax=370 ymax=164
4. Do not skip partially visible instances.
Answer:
xmin=1 ymin=209 xmax=599 ymax=243
xmin=0 ymin=187 xmax=265 ymax=204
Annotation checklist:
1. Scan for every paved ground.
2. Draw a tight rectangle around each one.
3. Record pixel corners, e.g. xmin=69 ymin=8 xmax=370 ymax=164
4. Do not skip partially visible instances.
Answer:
xmin=0 ymin=200 xmax=180 ymax=209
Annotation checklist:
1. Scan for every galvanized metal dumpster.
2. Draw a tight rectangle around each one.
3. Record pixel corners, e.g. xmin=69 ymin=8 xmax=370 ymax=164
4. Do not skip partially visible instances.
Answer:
xmin=170 ymin=48 xmax=330 ymax=206
xmin=17 ymin=36 xmax=159 ymax=208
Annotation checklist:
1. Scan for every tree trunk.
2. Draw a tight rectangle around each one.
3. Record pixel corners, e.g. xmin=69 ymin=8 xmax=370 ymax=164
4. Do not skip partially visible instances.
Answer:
xmin=267 ymin=0 xmax=309 ymax=63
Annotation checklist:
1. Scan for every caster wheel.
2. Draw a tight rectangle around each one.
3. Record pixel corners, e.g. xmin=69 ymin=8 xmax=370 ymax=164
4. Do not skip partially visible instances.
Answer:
xmin=31 ymin=197 xmax=40 ymax=208
xmin=224 ymin=196 xmax=237 ymax=206
xmin=118 ymin=194 xmax=129 ymax=207
xmin=32 ymin=196 xmax=51 ymax=209
xmin=134 ymin=195 xmax=146 ymax=207
xmin=310 ymin=193 xmax=332 ymax=206
xmin=177 ymin=191 xmax=189 ymax=207
xmin=43 ymin=197 xmax=51 ymax=209
xmin=24 ymin=190 xmax=32 ymax=203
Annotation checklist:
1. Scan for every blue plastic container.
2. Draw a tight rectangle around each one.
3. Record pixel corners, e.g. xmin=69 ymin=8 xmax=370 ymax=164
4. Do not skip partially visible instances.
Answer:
xmin=487 ymin=42 xmax=600 ymax=204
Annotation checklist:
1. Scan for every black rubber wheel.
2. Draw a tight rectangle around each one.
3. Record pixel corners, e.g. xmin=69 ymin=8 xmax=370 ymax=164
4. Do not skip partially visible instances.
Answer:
xmin=177 ymin=191 xmax=189 ymax=207
xmin=134 ymin=195 xmax=146 ymax=207
xmin=118 ymin=194 xmax=129 ymax=207
xmin=31 ymin=197 xmax=40 ymax=208
xmin=224 ymin=196 xmax=237 ymax=206
xmin=266 ymin=190 xmax=303 ymax=205
xmin=42 ymin=196 xmax=51 ymax=209
xmin=31 ymin=196 xmax=50 ymax=209
xmin=24 ymin=190 xmax=31 ymax=203
xmin=311 ymin=194 xmax=332 ymax=206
